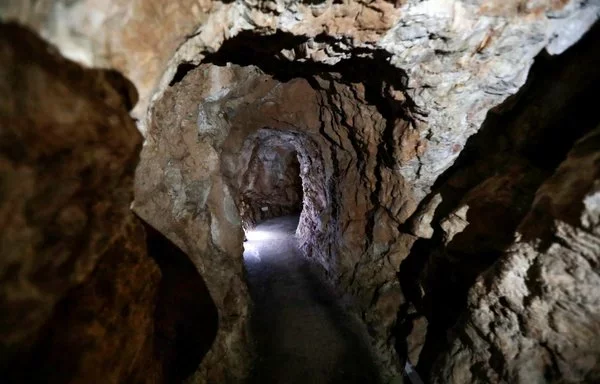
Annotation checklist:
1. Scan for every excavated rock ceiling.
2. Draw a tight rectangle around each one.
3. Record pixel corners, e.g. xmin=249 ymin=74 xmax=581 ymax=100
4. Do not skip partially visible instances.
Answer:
xmin=2 ymin=1 xmax=600 ymax=384
xmin=4 ymin=1 xmax=597 ymax=198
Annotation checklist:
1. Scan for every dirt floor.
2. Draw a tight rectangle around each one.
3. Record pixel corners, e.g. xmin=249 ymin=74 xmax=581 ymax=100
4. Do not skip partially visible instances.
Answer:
xmin=243 ymin=215 xmax=381 ymax=384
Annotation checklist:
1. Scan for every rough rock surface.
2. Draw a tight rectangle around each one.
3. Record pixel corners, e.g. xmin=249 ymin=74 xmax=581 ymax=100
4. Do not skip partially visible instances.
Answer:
xmin=0 ymin=24 xmax=217 ymax=384
xmin=134 ymin=64 xmax=257 ymax=383
xmin=432 ymin=124 xmax=600 ymax=383
xmin=3 ymin=1 xmax=600 ymax=384
xmin=398 ymin=22 xmax=600 ymax=382
xmin=134 ymin=57 xmax=419 ymax=379
xmin=0 ymin=22 xmax=143 ymax=364
xmin=3 ymin=1 xmax=597 ymax=175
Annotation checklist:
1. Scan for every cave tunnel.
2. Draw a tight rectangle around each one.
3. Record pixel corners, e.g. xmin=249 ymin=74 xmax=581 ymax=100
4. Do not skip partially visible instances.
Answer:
xmin=237 ymin=128 xmax=305 ymax=229
xmin=2 ymin=2 xmax=600 ymax=384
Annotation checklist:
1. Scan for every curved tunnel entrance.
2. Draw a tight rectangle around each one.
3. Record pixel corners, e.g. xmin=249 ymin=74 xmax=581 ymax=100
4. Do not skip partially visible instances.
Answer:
xmin=235 ymin=127 xmax=383 ymax=382
xmin=136 ymin=30 xmax=421 ymax=383
xmin=238 ymin=129 xmax=304 ymax=230
xmin=237 ymin=129 xmax=382 ymax=384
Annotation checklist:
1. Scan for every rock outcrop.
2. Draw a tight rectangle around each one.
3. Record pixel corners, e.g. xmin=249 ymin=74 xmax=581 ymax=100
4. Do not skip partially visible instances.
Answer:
xmin=433 ymin=125 xmax=600 ymax=383
xmin=0 ymin=23 xmax=217 ymax=384
xmin=398 ymin=22 xmax=600 ymax=382
xmin=0 ymin=23 xmax=145 ymax=369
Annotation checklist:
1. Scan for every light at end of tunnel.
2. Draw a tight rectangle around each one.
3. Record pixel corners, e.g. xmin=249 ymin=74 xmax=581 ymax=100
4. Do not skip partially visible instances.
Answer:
xmin=244 ymin=229 xmax=273 ymax=242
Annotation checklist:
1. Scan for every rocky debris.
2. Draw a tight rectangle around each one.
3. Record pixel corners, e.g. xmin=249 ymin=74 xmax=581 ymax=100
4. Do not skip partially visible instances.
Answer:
xmin=0 ymin=23 xmax=217 ymax=384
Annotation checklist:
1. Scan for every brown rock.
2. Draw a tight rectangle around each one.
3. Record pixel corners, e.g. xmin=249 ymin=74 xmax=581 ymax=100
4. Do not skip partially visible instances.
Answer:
xmin=0 ymin=23 xmax=217 ymax=384
xmin=432 ymin=124 xmax=600 ymax=383
xmin=0 ymin=22 xmax=143 ymax=363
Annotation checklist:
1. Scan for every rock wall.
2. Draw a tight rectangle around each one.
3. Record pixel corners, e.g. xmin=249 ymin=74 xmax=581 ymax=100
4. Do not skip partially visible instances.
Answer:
xmin=134 ymin=55 xmax=415 ymax=379
xmin=395 ymin=21 xmax=600 ymax=381
xmin=134 ymin=64 xmax=258 ymax=383
xmin=134 ymin=62 xmax=336 ymax=381
xmin=433 ymin=126 xmax=600 ymax=383
xmin=0 ymin=24 xmax=217 ymax=384
xmin=0 ymin=22 xmax=144 ymax=369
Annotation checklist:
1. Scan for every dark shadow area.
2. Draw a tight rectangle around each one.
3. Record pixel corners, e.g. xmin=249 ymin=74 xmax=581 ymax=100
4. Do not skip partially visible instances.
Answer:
xmin=1 ymin=219 xmax=219 ymax=384
xmin=169 ymin=62 xmax=198 ymax=86
xmin=395 ymin=21 xmax=600 ymax=382
xmin=200 ymin=30 xmax=424 ymax=129
xmin=143 ymin=221 xmax=219 ymax=384
xmin=244 ymin=215 xmax=381 ymax=384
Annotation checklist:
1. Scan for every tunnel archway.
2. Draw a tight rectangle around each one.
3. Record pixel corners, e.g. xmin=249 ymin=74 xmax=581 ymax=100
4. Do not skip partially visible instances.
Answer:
xmin=134 ymin=41 xmax=416 ymax=380
xmin=132 ymin=21 xmax=600 ymax=383
xmin=236 ymin=129 xmax=304 ymax=228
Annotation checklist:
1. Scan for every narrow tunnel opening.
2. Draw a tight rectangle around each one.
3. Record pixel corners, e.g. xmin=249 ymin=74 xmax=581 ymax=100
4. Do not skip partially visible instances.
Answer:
xmin=198 ymin=32 xmax=412 ymax=382
xmin=230 ymin=127 xmax=385 ymax=383
xmin=238 ymin=129 xmax=304 ymax=231
xmin=133 ymin=25 xmax=428 ymax=381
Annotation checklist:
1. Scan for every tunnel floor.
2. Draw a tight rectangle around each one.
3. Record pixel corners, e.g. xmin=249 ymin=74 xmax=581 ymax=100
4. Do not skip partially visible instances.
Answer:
xmin=243 ymin=215 xmax=381 ymax=384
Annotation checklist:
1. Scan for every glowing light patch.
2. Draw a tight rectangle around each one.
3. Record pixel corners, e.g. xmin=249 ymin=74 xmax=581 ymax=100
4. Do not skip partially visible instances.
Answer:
xmin=245 ymin=229 xmax=273 ymax=241
xmin=243 ymin=242 xmax=261 ymax=262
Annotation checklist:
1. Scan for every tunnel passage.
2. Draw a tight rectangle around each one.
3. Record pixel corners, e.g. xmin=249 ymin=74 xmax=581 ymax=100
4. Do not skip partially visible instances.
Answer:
xmin=232 ymin=126 xmax=387 ymax=384
xmin=142 ymin=27 xmax=600 ymax=383
xmin=135 ymin=22 xmax=600 ymax=383
xmin=242 ymin=215 xmax=382 ymax=384
xmin=134 ymin=32 xmax=421 ymax=382
xmin=237 ymin=129 xmax=304 ymax=228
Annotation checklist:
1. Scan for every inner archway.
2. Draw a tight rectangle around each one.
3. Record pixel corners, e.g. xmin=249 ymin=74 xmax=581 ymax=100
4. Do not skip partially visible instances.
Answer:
xmin=237 ymin=129 xmax=304 ymax=229
xmin=135 ymin=51 xmax=414 ymax=381
xmin=233 ymin=126 xmax=381 ymax=382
